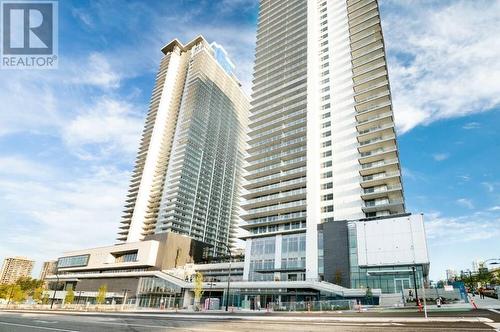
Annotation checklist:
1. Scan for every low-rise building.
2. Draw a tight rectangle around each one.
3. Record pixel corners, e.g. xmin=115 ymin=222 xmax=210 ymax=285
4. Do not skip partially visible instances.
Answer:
xmin=45 ymin=214 xmax=428 ymax=309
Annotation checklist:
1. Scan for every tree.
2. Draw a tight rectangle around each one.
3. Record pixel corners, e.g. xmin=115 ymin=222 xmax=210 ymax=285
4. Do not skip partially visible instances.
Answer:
xmin=365 ymin=286 xmax=373 ymax=305
xmin=96 ymin=284 xmax=107 ymax=305
xmin=16 ymin=277 xmax=43 ymax=297
xmin=4 ymin=284 xmax=26 ymax=303
xmin=0 ymin=284 xmax=10 ymax=299
xmin=42 ymin=293 xmax=50 ymax=304
xmin=33 ymin=287 xmax=44 ymax=303
xmin=193 ymin=272 xmax=204 ymax=308
xmin=65 ymin=285 xmax=75 ymax=305
xmin=14 ymin=277 xmax=44 ymax=302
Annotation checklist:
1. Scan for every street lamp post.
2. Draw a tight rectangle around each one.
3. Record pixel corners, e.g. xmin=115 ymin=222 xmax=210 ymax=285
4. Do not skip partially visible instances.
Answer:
xmin=207 ymin=278 xmax=216 ymax=310
xmin=222 ymin=243 xmax=232 ymax=312
xmin=483 ymin=258 xmax=500 ymax=267
xmin=6 ymin=284 xmax=15 ymax=307
xmin=411 ymin=266 xmax=419 ymax=307
xmin=50 ymin=273 xmax=60 ymax=309
xmin=121 ymin=289 xmax=130 ymax=311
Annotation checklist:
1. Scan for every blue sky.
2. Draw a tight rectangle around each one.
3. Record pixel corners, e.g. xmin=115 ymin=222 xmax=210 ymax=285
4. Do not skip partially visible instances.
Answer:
xmin=0 ymin=0 xmax=498 ymax=282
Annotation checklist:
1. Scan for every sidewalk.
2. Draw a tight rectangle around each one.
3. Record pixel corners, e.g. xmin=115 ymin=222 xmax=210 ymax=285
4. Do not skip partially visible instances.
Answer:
xmin=469 ymin=294 xmax=500 ymax=309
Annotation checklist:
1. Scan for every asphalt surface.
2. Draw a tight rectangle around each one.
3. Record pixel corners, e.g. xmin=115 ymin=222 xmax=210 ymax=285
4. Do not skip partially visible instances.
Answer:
xmin=0 ymin=310 xmax=498 ymax=332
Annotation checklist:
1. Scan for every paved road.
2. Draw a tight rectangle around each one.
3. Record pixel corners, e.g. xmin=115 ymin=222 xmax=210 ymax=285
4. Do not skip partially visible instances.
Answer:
xmin=0 ymin=310 xmax=499 ymax=332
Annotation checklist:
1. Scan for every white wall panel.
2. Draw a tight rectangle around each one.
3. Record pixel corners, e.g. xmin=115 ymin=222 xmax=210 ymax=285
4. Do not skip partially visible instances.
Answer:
xmin=356 ymin=214 xmax=429 ymax=266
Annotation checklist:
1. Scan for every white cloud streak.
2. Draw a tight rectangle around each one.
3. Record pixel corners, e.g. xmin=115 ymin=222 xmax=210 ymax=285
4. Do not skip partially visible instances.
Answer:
xmin=382 ymin=0 xmax=500 ymax=133
xmin=425 ymin=210 xmax=500 ymax=245
xmin=432 ymin=153 xmax=449 ymax=161
xmin=456 ymin=198 xmax=474 ymax=209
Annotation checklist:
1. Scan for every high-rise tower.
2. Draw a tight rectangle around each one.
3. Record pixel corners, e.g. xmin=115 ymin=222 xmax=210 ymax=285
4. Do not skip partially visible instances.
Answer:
xmin=118 ymin=36 xmax=249 ymax=256
xmin=242 ymin=0 xmax=405 ymax=281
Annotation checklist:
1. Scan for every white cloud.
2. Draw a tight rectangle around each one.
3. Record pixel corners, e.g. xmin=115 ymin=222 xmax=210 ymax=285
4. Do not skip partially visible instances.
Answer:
xmin=217 ymin=0 xmax=258 ymax=13
xmin=0 ymin=156 xmax=53 ymax=178
xmin=489 ymin=206 xmax=500 ymax=211
xmin=382 ymin=0 xmax=500 ymax=133
xmin=0 ymin=165 xmax=129 ymax=274
xmin=432 ymin=153 xmax=449 ymax=161
xmin=462 ymin=122 xmax=481 ymax=130
xmin=425 ymin=211 xmax=500 ymax=244
xmin=481 ymin=182 xmax=495 ymax=193
xmin=456 ymin=198 xmax=474 ymax=209
xmin=62 ymin=97 xmax=143 ymax=159
xmin=72 ymin=8 xmax=93 ymax=27
xmin=69 ymin=53 xmax=121 ymax=89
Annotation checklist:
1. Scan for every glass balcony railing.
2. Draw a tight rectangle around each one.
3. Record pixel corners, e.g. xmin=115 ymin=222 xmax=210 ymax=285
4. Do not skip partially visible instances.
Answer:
xmin=358 ymin=134 xmax=395 ymax=147
xmin=245 ymin=166 xmax=307 ymax=186
xmin=364 ymin=198 xmax=403 ymax=208
xmin=362 ymin=170 xmax=400 ymax=182
xmin=244 ymin=188 xmax=307 ymax=206
xmin=363 ymin=184 xmax=402 ymax=195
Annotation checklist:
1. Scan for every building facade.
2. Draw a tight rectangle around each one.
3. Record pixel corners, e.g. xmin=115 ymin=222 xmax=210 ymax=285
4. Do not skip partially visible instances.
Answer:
xmin=0 ymin=257 xmax=34 ymax=284
xmin=242 ymin=0 xmax=416 ymax=287
xmin=118 ymin=36 xmax=249 ymax=257
xmin=39 ymin=260 xmax=57 ymax=282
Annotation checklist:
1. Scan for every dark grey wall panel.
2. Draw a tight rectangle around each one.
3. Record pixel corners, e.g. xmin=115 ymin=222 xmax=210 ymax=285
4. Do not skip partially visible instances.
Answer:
xmin=322 ymin=220 xmax=350 ymax=288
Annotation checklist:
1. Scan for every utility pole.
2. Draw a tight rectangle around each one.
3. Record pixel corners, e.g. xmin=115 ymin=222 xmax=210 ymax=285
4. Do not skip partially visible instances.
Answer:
xmin=50 ymin=273 xmax=60 ymax=309
xmin=121 ymin=289 xmax=130 ymax=311
xmin=411 ymin=266 xmax=419 ymax=307
xmin=222 ymin=243 xmax=232 ymax=311
xmin=6 ymin=285 xmax=15 ymax=307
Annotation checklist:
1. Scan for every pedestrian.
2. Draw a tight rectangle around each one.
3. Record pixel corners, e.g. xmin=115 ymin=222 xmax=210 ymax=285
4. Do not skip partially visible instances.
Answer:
xmin=408 ymin=289 xmax=413 ymax=302
xmin=480 ymin=289 xmax=485 ymax=299
xmin=436 ymin=297 xmax=441 ymax=308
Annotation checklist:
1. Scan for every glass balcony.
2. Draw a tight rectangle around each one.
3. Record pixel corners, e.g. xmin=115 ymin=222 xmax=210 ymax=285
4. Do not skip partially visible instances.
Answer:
xmin=357 ymin=135 xmax=396 ymax=153
xmin=358 ymin=146 xmax=398 ymax=164
xmin=362 ymin=198 xmax=404 ymax=214
xmin=361 ymin=184 xmax=403 ymax=200
xmin=360 ymin=170 xmax=401 ymax=188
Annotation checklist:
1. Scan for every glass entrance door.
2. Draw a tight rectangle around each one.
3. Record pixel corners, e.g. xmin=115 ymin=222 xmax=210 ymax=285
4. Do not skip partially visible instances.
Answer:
xmin=394 ymin=278 xmax=411 ymax=293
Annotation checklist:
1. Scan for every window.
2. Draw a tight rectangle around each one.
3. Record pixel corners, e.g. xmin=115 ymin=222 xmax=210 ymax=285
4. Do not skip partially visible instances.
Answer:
xmin=57 ymin=255 xmax=89 ymax=268
xmin=321 ymin=113 xmax=331 ymax=120
xmin=321 ymin=182 xmax=333 ymax=189
xmin=321 ymin=141 xmax=332 ymax=148
xmin=322 ymin=193 xmax=333 ymax=201
xmin=322 ymin=160 xmax=332 ymax=167
xmin=322 ymin=205 xmax=334 ymax=212
xmin=322 ymin=171 xmax=332 ymax=178
xmin=321 ymin=121 xmax=331 ymax=128
xmin=113 ymin=251 xmax=138 ymax=263
xmin=321 ymin=150 xmax=332 ymax=158
xmin=322 ymin=103 xmax=331 ymax=110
